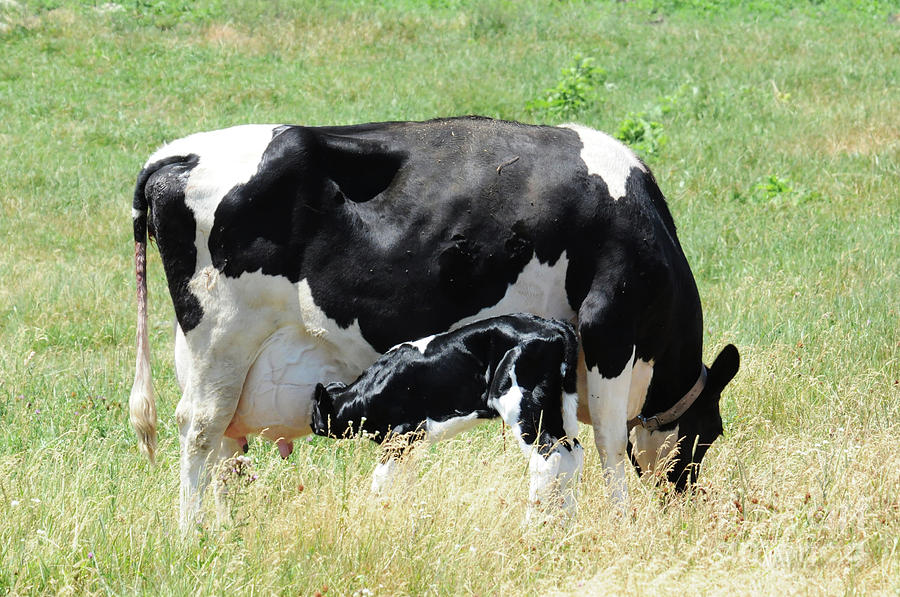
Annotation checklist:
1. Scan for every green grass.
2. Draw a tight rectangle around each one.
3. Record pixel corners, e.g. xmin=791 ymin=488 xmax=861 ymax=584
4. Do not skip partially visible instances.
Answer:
xmin=1 ymin=0 xmax=898 ymax=594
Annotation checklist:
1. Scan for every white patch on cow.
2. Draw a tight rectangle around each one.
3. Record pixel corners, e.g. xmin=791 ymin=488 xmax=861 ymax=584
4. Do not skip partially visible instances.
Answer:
xmin=147 ymin=124 xmax=282 ymax=234
xmin=389 ymin=334 xmax=436 ymax=355
xmin=585 ymin=347 xmax=635 ymax=508
xmin=173 ymin=263 xmax=363 ymax=531
xmin=425 ymin=412 xmax=481 ymax=443
xmin=371 ymin=458 xmax=399 ymax=495
xmin=297 ymin=278 xmax=381 ymax=373
xmin=452 ymin=253 xmax=575 ymax=330
xmin=630 ymin=424 xmax=679 ymax=477
xmin=560 ymin=124 xmax=646 ymax=201
xmin=562 ymin=391 xmax=579 ymax=440
xmin=132 ymin=207 xmax=143 ymax=221
xmin=628 ymin=358 xmax=654 ymax=419
xmin=407 ymin=335 xmax=435 ymax=354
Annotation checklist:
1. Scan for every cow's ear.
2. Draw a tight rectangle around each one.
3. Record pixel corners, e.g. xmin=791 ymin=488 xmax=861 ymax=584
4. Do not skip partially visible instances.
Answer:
xmin=316 ymin=133 xmax=406 ymax=204
xmin=707 ymin=344 xmax=740 ymax=396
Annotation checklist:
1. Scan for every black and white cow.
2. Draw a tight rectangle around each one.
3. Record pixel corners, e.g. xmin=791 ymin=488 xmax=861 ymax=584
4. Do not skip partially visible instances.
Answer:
xmin=128 ymin=116 xmax=740 ymax=530
xmin=310 ymin=313 xmax=583 ymax=515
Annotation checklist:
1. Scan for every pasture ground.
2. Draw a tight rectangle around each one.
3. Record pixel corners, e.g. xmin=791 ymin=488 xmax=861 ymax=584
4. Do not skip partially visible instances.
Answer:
xmin=0 ymin=0 xmax=898 ymax=594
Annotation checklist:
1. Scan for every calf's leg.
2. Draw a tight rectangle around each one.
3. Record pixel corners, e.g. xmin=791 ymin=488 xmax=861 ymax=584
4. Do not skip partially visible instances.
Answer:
xmin=488 ymin=346 xmax=583 ymax=519
xmin=371 ymin=433 xmax=421 ymax=496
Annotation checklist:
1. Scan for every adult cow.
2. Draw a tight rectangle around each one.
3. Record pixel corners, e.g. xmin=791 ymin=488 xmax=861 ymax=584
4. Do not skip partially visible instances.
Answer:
xmin=129 ymin=116 xmax=739 ymax=530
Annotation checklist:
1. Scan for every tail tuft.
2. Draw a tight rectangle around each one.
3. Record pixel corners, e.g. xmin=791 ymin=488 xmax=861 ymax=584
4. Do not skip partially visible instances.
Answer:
xmin=130 ymin=362 xmax=157 ymax=463
xmin=130 ymin=233 xmax=158 ymax=462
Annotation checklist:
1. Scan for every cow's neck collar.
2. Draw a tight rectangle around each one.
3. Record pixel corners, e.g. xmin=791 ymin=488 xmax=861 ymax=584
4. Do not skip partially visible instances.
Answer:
xmin=628 ymin=365 xmax=707 ymax=432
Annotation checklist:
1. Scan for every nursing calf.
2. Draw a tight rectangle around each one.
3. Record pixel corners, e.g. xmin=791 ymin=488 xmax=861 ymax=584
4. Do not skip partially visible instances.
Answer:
xmin=311 ymin=314 xmax=583 ymax=515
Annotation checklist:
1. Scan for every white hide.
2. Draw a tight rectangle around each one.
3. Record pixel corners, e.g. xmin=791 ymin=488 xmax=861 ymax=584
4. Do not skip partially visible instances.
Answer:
xmin=628 ymin=358 xmax=654 ymax=419
xmin=425 ymin=412 xmax=481 ymax=443
xmin=559 ymin=124 xmax=647 ymax=201
xmin=150 ymin=127 xmax=378 ymax=530
xmin=371 ymin=459 xmax=399 ymax=495
xmin=370 ymin=457 xmax=419 ymax=497
xmin=526 ymin=443 xmax=584 ymax=521
xmin=147 ymin=125 xmax=282 ymax=232
xmin=405 ymin=335 xmax=436 ymax=354
xmin=174 ymin=323 xmax=190 ymax=391
xmin=625 ymin=357 xmax=681 ymax=476
xmin=585 ymin=347 xmax=635 ymax=508
xmin=452 ymin=254 xmax=576 ymax=331
xmin=297 ymin=278 xmax=381 ymax=373
xmin=488 ymin=371 xmax=529 ymax=454
xmin=630 ymin=425 xmax=680 ymax=477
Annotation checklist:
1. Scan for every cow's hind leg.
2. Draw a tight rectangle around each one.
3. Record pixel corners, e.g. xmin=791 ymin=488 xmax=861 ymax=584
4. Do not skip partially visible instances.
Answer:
xmin=579 ymin=289 xmax=635 ymax=510
xmin=176 ymin=379 xmax=243 ymax=533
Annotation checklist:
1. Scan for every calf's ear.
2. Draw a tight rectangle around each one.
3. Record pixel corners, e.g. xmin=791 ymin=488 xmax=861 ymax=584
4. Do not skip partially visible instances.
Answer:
xmin=314 ymin=383 xmax=333 ymax=411
xmin=708 ymin=344 xmax=740 ymax=395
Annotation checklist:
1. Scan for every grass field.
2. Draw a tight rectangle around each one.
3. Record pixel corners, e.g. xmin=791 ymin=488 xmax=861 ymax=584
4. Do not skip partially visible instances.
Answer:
xmin=1 ymin=0 xmax=898 ymax=594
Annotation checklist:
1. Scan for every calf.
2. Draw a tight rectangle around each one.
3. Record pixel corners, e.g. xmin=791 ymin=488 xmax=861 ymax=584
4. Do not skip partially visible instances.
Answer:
xmin=310 ymin=314 xmax=584 ymax=515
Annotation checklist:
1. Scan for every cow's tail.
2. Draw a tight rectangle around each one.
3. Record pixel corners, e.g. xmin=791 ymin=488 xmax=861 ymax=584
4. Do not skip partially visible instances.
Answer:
xmin=130 ymin=166 xmax=157 ymax=463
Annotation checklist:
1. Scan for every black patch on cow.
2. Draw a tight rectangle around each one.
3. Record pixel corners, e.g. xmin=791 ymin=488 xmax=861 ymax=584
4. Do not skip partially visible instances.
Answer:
xmin=316 ymin=132 xmax=407 ymax=204
xmin=139 ymin=154 xmax=204 ymax=332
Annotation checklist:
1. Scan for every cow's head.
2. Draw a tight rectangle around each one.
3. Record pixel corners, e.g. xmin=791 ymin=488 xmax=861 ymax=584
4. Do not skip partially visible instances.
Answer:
xmin=631 ymin=344 xmax=739 ymax=491
xmin=310 ymin=382 xmax=348 ymax=437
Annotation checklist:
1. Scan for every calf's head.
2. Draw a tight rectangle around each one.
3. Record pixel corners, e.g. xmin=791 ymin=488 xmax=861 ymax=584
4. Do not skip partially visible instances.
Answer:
xmin=310 ymin=382 xmax=349 ymax=438
xmin=632 ymin=344 xmax=740 ymax=491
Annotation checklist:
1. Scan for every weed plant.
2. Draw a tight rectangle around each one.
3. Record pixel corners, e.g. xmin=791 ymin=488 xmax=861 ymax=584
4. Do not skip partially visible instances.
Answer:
xmin=0 ymin=0 xmax=898 ymax=594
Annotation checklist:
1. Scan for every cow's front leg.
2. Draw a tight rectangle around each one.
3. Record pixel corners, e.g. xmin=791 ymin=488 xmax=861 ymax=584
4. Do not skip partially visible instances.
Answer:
xmin=584 ymin=349 xmax=633 ymax=509
xmin=579 ymin=288 xmax=636 ymax=510
xmin=175 ymin=380 xmax=242 ymax=533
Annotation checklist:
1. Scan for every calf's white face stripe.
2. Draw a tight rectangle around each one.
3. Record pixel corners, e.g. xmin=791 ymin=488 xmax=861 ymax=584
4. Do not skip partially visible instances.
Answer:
xmin=489 ymin=370 xmax=532 ymax=455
